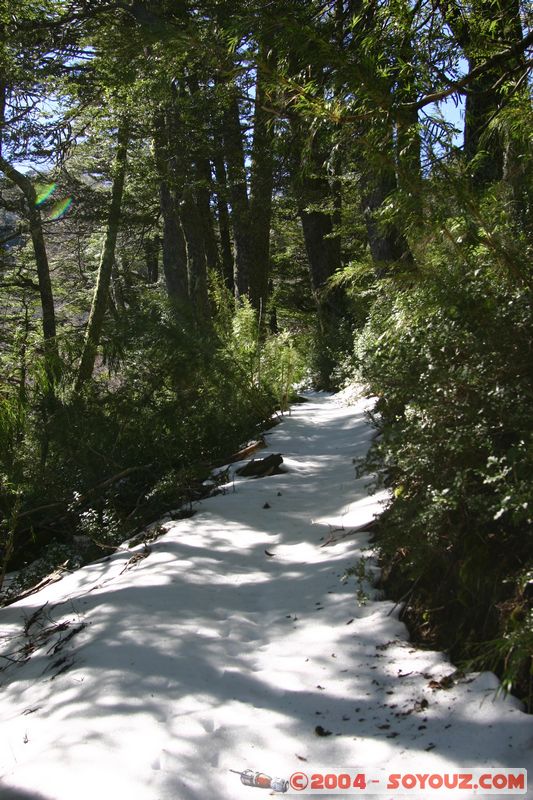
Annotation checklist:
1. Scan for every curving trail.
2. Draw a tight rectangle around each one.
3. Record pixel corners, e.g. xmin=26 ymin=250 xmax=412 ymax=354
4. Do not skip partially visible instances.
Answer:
xmin=0 ymin=392 xmax=531 ymax=800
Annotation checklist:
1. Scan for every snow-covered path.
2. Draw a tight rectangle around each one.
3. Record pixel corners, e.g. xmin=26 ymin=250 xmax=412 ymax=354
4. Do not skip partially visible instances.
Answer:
xmin=0 ymin=393 xmax=531 ymax=800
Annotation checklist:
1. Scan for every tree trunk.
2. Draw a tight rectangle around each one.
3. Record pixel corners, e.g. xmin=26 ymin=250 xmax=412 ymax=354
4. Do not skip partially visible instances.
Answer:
xmin=394 ymin=1 xmax=422 ymax=212
xmin=437 ymin=0 xmax=524 ymax=187
xmin=195 ymin=156 xmax=220 ymax=275
xmin=75 ymin=120 xmax=129 ymax=392
xmin=295 ymin=144 xmax=342 ymax=298
xmin=143 ymin=235 xmax=159 ymax=283
xmin=162 ymin=183 xmax=189 ymax=300
xmin=464 ymin=59 xmax=504 ymax=183
xmin=290 ymin=121 xmax=346 ymax=389
xmin=168 ymin=90 xmax=211 ymax=317
xmin=184 ymin=75 xmax=221 ymax=277
xmin=357 ymin=105 xmax=413 ymax=274
xmin=0 ymin=156 xmax=58 ymax=372
xmin=152 ymin=112 xmax=189 ymax=303
xmin=299 ymin=190 xmax=341 ymax=298
xmin=181 ymin=186 xmax=210 ymax=319
xmin=28 ymin=200 xmax=58 ymax=350
xmin=222 ymin=84 xmax=252 ymax=300
xmin=213 ymin=150 xmax=234 ymax=293
xmin=361 ymin=163 xmax=412 ymax=274
xmin=299 ymin=180 xmax=345 ymax=390
xmin=249 ymin=39 xmax=275 ymax=314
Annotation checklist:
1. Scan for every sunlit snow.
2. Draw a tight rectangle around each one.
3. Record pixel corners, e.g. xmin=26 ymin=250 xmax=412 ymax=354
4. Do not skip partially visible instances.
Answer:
xmin=0 ymin=392 xmax=531 ymax=800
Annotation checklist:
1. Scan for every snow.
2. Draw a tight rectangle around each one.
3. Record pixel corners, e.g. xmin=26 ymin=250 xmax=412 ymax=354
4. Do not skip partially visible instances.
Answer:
xmin=0 ymin=392 xmax=531 ymax=800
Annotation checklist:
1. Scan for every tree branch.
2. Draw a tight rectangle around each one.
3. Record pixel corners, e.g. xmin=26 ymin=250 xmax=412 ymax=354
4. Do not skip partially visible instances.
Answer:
xmin=0 ymin=156 xmax=35 ymax=202
xmin=397 ymin=30 xmax=533 ymax=114
xmin=14 ymin=464 xmax=153 ymax=523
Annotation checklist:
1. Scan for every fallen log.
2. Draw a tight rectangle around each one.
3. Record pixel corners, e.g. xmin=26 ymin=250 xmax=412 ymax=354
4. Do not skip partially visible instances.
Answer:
xmin=319 ymin=518 xmax=379 ymax=547
xmin=236 ymin=453 xmax=284 ymax=478
xmin=228 ymin=436 xmax=266 ymax=464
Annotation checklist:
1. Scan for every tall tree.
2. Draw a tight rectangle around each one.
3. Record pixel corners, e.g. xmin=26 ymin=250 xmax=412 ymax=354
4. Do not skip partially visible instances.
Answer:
xmin=220 ymin=78 xmax=252 ymax=301
xmin=181 ymin=184 xmax=210 ymax=319
xmin=0 ymin=4 xmax=73 ymax=377
xmin=249 ymin=35 xmax=276 ymax=315
xmin=437 ymin=0 xmax=528 ymax=186
xmin=152 ymin=108 xmax=190 ymax=305
xmin=185 ymin=75 xmax=220 ymax=277
xmin=213 ymin=147 xmax=234 ymax=293
xmin=0 ymin=155 xmax=59 ymax=368
xmin=291 ymin=125 xmax=342 ymax=296
xmin=393 ymin=0 xmax=422 ymax=211
xmin=75 ymin=119 xmax=130 ymax=391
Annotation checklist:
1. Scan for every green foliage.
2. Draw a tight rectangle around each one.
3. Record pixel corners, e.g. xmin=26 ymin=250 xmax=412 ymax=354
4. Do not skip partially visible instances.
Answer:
xmin=305 ymin=314 xmax=353 ymax=391
xmin=261 ymin=331 xmax=306 ymax=410
xmin=218 ymin=293 xmax=306 ymax=409
xmin=342 ymin=556 xmax=372 ymax=607
xmin=0 ymin=285 xmax=310 ymax=601
xmin=354 ymin=219 xmax=533 ymax=706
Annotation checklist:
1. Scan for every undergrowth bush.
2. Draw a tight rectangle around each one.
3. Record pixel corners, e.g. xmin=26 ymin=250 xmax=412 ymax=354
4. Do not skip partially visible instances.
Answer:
xmin=355 ymin=236 xmax=533 ymax=707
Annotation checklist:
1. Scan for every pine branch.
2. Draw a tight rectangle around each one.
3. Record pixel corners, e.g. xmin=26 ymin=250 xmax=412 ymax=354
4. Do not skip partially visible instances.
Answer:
xmin=397 ymin=30 xmax=533 ymax=114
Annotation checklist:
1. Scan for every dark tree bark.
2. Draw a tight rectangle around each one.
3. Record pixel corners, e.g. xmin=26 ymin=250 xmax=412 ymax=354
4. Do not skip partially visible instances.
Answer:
xmin=161 ymin=182 xmax=189 ymax=301
xmin=299 ymin=189 xmax=341 ymax=297
xmin=361 ymin=155 xmax=412 ymax=274
xmin=249 ymin=38 xmax=276 ymax=314
xmin=165 ymin=83 xmax=211 ymax=320
xmin=213 ymin=149 xmax=234 ymax=293
xmin=290 ymin=119 xmax=347 ymax=388
xmin=437 ymin=0 xmax=526 ymax=186
xmin=195 ymin=156 xmax=220 ymax=275
xmin=293 ymin=131 xmax=342 ymax=298
xmin=184 ymin=75 xmax=221 ymax=277
xmin=75 ymin=120 xmax=129 ymax=392
xmin=0 ymin=156 xmax=58 ymax=369
xmin=222 ymin=84 xmax=252 ymax=300
xmin=344 ymin=0 xmax=415 ymax=268
xmin=394 ymin=1 xmax=422 ymax=211
xmin=27 ymin=194 xmax=58 ymax=350
xmin=181 ymin=186 xmax=210 ymax=319
xmin=299 ymin=179 xmax=345 ymax=390
xmin=152 ymin=112 xmax=189 ymax=304
xmin=143 ymin=235 xmax=159 ymax=283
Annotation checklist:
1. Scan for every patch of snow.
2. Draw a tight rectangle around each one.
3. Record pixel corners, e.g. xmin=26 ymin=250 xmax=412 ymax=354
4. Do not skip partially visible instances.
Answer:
xmin=334 ymin=383 xmax=368 ymax=405
xmin=0 ymin=393 xmax=531 ymax=800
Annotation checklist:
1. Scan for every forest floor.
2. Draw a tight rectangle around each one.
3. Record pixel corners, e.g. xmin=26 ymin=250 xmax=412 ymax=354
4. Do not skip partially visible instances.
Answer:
xmin=0 ymin=391 xmax=531 ymax=800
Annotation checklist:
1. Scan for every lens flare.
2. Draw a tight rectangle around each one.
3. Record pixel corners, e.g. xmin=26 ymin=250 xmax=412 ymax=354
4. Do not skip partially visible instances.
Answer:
xmin=35 ymin=183 xmax=57 ymax=205
xmin=49 ymin=197 xmax=73 ymax=220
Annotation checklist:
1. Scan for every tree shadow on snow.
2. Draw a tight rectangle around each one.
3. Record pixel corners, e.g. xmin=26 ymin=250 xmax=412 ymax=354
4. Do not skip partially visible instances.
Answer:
xmin=0 ymin=788 xmax=50 ymax=800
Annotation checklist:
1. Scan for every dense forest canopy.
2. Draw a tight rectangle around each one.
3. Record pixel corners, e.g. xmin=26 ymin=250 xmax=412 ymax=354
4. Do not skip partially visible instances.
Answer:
xmin=1 ymin=1 xmax=532 ymax=705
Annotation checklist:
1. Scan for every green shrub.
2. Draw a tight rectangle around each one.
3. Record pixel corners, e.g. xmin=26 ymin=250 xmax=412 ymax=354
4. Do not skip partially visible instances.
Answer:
xmin=1 ymin=291 xmax=296 ymax=595
xmin=355 ymin=248 xmax=533 ymax=706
